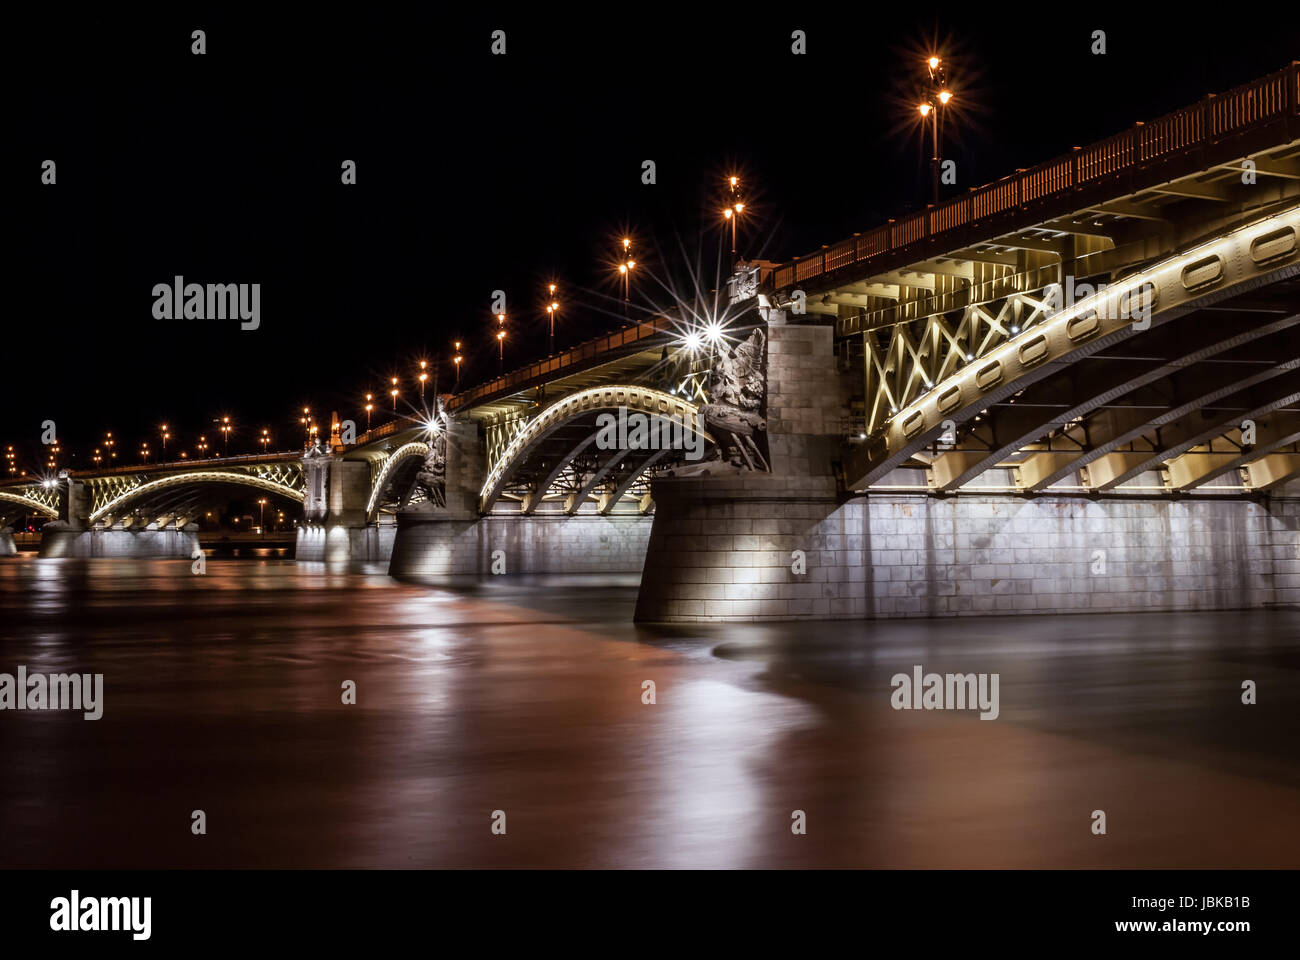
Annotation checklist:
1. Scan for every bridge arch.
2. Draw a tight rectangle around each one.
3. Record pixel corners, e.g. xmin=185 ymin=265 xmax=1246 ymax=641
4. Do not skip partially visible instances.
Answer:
xmin=89 ymin=471 xmax=304 ymax=523
xmin=478 ymin=385 xmax=712 ymax=514
xmin=0 ymin=490 xmax=60 ymax=519
xmin=365 ymin=441 xmax=431 ymax=518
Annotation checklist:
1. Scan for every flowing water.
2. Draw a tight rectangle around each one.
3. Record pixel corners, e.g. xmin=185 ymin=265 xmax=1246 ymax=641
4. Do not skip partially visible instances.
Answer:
xmin=1 ymin=555 xmax=1297 ymax=868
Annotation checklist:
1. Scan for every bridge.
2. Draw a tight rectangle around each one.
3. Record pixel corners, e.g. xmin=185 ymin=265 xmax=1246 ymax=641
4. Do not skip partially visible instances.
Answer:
xmin=4 ymin=63 xmax=1298 ymax=621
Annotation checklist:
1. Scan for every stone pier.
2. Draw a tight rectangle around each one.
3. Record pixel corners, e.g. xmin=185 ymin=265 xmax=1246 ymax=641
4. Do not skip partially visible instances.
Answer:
xmin=0 ymin=527 xmax=16 ymax=556
xmin=634 ymin=478 xmax=1299 ymax=621
xmin=633 ymin=310 xmax=1300 ymax=621
xmin=294 ymin=451 xmax=390 ymax=564
xmin=40 ymin=523 xmax=200 ymax=559
xmin=387 ymin=417 xmax=653 ymax=579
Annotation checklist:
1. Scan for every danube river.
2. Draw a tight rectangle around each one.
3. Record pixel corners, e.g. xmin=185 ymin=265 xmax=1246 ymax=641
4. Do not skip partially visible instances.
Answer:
xmin=1 ymin=555 xmax=1297 ymax=868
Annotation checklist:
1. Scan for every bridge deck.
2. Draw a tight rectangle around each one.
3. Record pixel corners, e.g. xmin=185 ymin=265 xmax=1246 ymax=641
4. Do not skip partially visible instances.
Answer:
xmin=767 ymin=62 xmax=1300 ymax=335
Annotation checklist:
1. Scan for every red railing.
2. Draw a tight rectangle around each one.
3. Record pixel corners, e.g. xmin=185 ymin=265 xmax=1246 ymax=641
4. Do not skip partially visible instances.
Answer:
xmin=768 ymin=62 xmax=1299 ymax=293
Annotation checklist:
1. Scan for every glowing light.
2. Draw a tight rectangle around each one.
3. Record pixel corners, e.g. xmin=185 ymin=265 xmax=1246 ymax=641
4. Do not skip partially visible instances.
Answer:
xmin=704 ymin=321 xmax=725 ymax=345
xmin=928 ymin=56 xmax=940 ymax=69
xmin=938 ymin=90 xmax=952 ymax=105
xmin=919 ymin=103 xmax=932 ymax=117
xmin=681 ymin=331 xmax=703 ymax=353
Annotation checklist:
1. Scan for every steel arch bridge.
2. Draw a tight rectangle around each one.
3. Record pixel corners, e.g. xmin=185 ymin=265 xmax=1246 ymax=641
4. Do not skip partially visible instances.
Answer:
xmin=477 ymin=385 xmax=713 ymax=515
xmin=364 ymin=440 xmax=431 ymax=518
xmin=87 ymin=462 xmax=304 ymax=526
xmin=0 ymin=486 xmax=61 ymax=522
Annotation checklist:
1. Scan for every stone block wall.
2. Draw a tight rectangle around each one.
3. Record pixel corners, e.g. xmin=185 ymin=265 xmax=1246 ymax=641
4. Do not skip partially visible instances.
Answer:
xmin=38 ymin=527 xmax=199 ymax=559
xmin=634 ymin=475 xmax=1300 ymax=621
xmin=389 ymin=512 xmax=652 ymax=578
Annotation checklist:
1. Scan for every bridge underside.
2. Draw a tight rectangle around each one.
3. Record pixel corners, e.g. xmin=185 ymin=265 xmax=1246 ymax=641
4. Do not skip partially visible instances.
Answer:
xmin=859 ymin=277 xmax=1300 ymax=497
xmin=840 ymin=206 xmax=1300 ymax=496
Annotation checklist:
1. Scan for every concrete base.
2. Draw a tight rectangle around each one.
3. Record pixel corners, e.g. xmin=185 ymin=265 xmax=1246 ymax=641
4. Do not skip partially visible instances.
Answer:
xmin=39 ymin=527 xmax=199 ymax=559
xmin=0 ymin=529 xmax=15 ymax=556
xmin=295 ymin=523 xmax=396 ymax=564
xmin=635 ymin=474 xmax=1300 ymax=622
xmin=389 ymin=511 xmax=653 ymax=579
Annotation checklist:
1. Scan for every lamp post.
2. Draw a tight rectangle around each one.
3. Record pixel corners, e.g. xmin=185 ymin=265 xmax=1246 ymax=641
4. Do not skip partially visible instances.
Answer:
xmin=546 ymin=283 xmax=559 ymax=354
xmin=219 ymin=416 xmax=231 ymax=455
xmin=724 ymin=176 xmax=746 ymax=257
xmin=453 ymin=341 xmax=463 ymax=389
xmin=160 ymin=424 xmax=170 ymax=457
xmin=390 ymin=377 xmax=399 ymax=411
xmin=618 ymin=239 xmax=635 ymax=317
xmin=496 ymin=329 xmax=506 ymax=374
xmin=419 ymin=360 xmax=428 ymax=399
xmin=921 ymin=56 xmax=953 ymax=206
xmin=364 ymin=394 xmax=373 ymax=430
xmin=259 ymin=428 xmax=270 ymax=453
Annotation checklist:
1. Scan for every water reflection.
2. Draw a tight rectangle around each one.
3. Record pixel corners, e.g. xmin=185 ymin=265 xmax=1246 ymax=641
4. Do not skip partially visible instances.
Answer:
xmin=0 ymin=555 xmax=1297 ymax=868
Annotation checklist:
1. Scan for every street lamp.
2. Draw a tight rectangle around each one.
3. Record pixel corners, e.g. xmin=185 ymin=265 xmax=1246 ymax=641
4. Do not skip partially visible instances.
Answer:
xmin=496 ymin=329 xmax=506 ymax=374
xmin=390 ymin=377 xmax=399 ymax=411
xmin=920 ymin=55 xmax=954 ymax=205
xmin=546 ymin=283 xmax=559 ymax=354
xmin=258 ymin=498 xmax=267 ymax=536
xmin=453 ymin=341 xmax=463 ymax=389
xmin=160 ymin=423 xmax=170 ymax=456
xmin=364 ymin=394 xmax=374 ymax=430
xmin=219 ymin=416 xmax=232 ymax=455
xmin=259 ymin=428 xmax=270 ymax=453
xmin=617 ymin=239 xmax=636 ymax=316
xmin=418 ymin=360 xmax=428 ymax=399
xmin=724 ymin=177 xmax=746 ymax=257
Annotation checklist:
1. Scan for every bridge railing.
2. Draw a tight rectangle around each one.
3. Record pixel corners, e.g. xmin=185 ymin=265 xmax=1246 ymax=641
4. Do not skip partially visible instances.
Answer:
xmin=767 ymin=62 xmax=1299 ymax=295
xmin=66 ymin=451 xmax=301 ymax=476
xmin=446 ymin=315 xmax=681 ymax=411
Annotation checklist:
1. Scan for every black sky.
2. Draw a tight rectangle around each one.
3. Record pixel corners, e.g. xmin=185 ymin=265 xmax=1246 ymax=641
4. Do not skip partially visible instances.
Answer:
xmin=8 ymin=7 xmax=1298 ymax=471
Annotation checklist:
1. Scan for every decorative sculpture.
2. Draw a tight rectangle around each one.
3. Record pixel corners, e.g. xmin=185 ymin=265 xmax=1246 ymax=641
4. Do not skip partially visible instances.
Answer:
xmin=671 ymin=326 xmax=770 ymax=475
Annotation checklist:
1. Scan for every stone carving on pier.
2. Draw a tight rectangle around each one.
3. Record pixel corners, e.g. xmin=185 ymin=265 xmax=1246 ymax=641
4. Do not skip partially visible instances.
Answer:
xmin=728 ymin=262 xmax=762 ymax=305
xmin=671 ymin=327 xmax=770 ymax=475
xmin=412 ymin=402 xmax=448 ymax=508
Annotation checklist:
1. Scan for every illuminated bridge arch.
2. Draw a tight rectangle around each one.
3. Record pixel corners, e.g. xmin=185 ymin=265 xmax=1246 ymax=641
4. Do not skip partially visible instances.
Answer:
xmin=0 ymin=488 xmax=60 ymax=520
xmin=365 ymin=441 xmax=431 ymax=517
xmin=847 ymin=208 xmax=1300 ymax=492
xmin=478 ymin=385 xmax=713 ymax=515
xmin=89 ymin=469 xmax=304 ymax=523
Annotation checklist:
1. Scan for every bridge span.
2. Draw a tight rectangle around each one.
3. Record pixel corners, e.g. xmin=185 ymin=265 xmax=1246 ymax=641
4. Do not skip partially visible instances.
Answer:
xmin=4 ymin=64 xmax=1298 ymax=621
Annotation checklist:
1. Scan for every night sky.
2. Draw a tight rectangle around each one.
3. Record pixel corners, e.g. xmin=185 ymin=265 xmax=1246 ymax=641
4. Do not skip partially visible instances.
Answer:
xmin=9 ymin=8 xmax=1298 ymax=471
